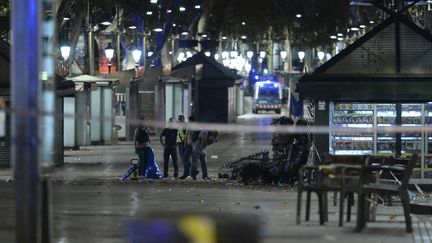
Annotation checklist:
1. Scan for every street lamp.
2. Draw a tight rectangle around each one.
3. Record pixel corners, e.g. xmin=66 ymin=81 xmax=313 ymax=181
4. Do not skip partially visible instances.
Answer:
xmin=60 ymin=45 xmax=71 ymax=61
xmin=246 ymin=51 xmax=254 ymax=59
xmin=132 ymin=49 xmax=142 ymax=67
xmin=280 ymin=50 xmax=287 ymax=71
xmin=298 ymin=51 xmax=305 ymax=73
xmin=104 ymin=42 xmax=114 ymax=73
xmin=317 ymin=51 xmax=325 ymax=63
xmin=259 ymin=51 xmax=266 ymax=59
xmin=60 ymin=45 xmax=71 ymax=77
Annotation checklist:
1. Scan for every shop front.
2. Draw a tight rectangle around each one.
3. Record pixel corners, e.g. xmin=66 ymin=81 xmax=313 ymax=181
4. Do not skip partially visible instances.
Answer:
xmin=298 ymin=14 xmax=432 ymax=183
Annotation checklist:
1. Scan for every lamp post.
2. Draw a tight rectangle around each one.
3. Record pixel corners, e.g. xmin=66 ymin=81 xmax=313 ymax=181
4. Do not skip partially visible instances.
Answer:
xmin=105 ymin=42 xmax=114 ymax=73
xmin=60 ymin=45 xmax=71 ymax=76
xmin=317 ymin=51 xmax=325 ymax=65
xmin=280 ymin=50 xmax=287 ymax=71
xmin=298 ymin=51 xmax=305 ymax=73
xmin=132 ymin=48 xmax=142 ymax=77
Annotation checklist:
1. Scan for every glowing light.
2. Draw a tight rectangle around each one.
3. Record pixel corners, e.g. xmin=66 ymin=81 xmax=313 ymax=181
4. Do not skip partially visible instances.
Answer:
xmin=297 ymin=51 xmax=305 ymax=61
xmin=317 ymin=51 xmax=325 ymax=61
xmin=128 ymin=25 xmax=137 ymax=29
xmin=263 ymin=68 xmax=268 ymax=74
xmin=280 ymin=50 xmax=287 ymax=59
xmin=204 ymin=51 xmax=211 ymax=57
xmin=195 ymin=5 xmax=201 ymax=9
xmin=153 ymin=27 xmax=163 ymax=32
xmin=132 ymin=49 xmax=142 ymax=64
xmin=104 ymin=43 xmax=114 ymax=61
xmin=186 ymin=51 xmax=193 ymax=58
xmin=177 ymin=52 xmax=185 ymax=62
xmin=230 ymin=51 xmax=238 ymax=58
xmin=246 ymin=51 xmax=254 ymax=59
xmin=60 ymin=46 xmax=71 ymax=61
xmin=179 ymin=6 xmax=186 ymax=12
xmin=101 ymin=21 xmax=111 ymax=26
xmin=241 ymin=35 xmax=247 ymax=39
xmin=259 ymin=51 xmax=266 ymax=58
xmin=214 ymin=54 xmax=220 ymax=60
xmin=181 ymin=32 xmax=188 ymax=36
xmin=330 ymin=35 xmax=337 ymax=39
xmin=296 ymin=14 xmax=302 ymax=18
xmin=146 ymin=11 xmax=153 ymax=15
xmin=221 ymin=51 xmax=229 ymax=59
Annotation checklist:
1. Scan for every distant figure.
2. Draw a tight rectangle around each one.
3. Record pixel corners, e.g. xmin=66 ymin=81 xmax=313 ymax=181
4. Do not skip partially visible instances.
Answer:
xmin=160 ymin=118 xmax=179 ymax=178
xmin=134 ymin=119 xmax=162 ymax=179
xmin=134 ymin=120 xmax=151 ymax=178
xmin=191 ymin=130 xmax=218 ymax=180
xmin=179 ymin=115 xmax=195 ymax=179
xmin=176 ymin=115 xmax=187 ymax=176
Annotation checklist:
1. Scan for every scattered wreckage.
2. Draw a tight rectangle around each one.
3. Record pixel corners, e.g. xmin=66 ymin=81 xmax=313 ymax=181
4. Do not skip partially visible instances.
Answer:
xmin=218 ymin=117 xmax=312 ymax=185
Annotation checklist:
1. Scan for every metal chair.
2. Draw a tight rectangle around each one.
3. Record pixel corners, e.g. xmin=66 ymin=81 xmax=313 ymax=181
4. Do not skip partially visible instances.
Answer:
xmin=355 ymin=154 xmax=417 ymax=233
xmin=296 ymin=155 xmax=367 ymax=226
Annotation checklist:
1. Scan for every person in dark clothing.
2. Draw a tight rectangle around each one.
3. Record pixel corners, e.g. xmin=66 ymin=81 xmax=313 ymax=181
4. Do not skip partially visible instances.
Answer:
xmin=160 ymin=118 xmax=179 ymax=178
xmin=179 ymin=115 xmax=195 ymax=179
xmin=134 ymin=120 xmax=151 ymax=178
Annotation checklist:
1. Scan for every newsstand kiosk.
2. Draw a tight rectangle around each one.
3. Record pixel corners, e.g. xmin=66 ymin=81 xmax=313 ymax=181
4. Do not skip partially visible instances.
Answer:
xmin=298 ymin=14 xmax=432 ymax=184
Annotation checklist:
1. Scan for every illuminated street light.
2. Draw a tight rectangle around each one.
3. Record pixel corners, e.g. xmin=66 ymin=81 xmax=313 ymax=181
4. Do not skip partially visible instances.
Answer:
xmin=259 ymin=51 xmax=266 ymax=59
xmin=104 ymin=42 xmax=114 ymax=73
xmin=195 ymin=5 xmax=201 ymax=9
xmin=177 ymin=52 xmax=185 ymax=62
xmin=330 ymin=35 xmax=337 ymax=40
xmin=153 ymin=27 xmax=163 ymax=32
xmin=132 ymin=49 xmax=142 ymax=67
xmin=179 ymin=6 xmax=186 ymax=12
xmin=246 ymin=51 xmax=254 ymax=59
xmin=222 ymin=51 xmax=229 ymax=59
xmin=297 ymin=51 xmax=305 ymax=62
xmin=204 ymin=51 xmax=211 ymax=57
xmin=186 ymin=51 xmax=193 ymax=58
xmin=230 ymin=50 xmax=238 ymax=58
xmin=317 ymin=51 xmax=325 ymax=62
xmin=60 ymin=45 xmax=71 ymax=61
xmin=214 ymin=53 xmax=220 ymax=60
xmin=101 ymin=21 xmax=111 ymax=26
xmin=147 ymin=51 xmax=154 ymax=57
xmin=280 ymin=50 xmax=287 ymax=60
xmin=296 ymin=14 xmax=302 ymax=18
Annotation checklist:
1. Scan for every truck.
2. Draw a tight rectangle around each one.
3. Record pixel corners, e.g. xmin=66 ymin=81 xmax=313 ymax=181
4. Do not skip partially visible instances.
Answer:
xmin=252 ymin=80 xmax=282 ymax=114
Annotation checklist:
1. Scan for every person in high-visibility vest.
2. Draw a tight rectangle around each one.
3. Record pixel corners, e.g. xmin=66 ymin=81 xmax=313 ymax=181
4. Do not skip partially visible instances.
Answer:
xmin=176 ymin=115 xmax=188 ymax=178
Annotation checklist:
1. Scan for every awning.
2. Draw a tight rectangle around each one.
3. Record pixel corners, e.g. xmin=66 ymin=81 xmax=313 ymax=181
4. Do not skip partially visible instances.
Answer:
xmin=298 ymin=75 xmax=432 ymax=102
xmin=298 ymin=13 xmax=432 ymax=103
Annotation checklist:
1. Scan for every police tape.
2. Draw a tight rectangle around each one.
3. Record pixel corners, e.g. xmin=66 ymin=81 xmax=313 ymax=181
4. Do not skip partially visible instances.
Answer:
xmin=5 ymin=107 xmax=432 ymax=135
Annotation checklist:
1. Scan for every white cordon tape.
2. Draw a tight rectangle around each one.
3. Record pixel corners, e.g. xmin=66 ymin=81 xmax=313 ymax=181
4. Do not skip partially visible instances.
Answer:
xmin=5 ymin=108 xmax=432 ymax=135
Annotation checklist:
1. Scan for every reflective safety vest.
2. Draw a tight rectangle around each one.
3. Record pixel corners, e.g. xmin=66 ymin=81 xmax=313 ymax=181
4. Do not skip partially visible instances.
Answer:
xmin=177 ymin=129 xmax=186 ymax=144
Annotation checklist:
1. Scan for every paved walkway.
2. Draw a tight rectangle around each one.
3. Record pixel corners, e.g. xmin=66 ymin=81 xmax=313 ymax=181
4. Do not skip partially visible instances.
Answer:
xmin=0 ymin=115 xmax=430 ymax=242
